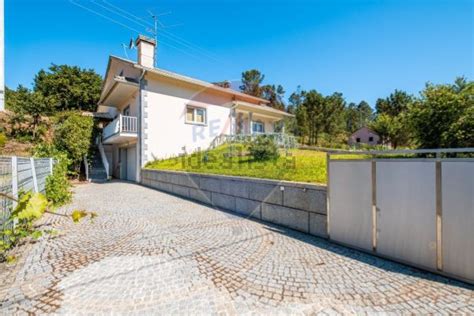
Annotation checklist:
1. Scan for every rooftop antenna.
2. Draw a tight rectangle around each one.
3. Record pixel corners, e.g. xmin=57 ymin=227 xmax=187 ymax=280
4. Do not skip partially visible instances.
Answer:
xmin=121 ymin=38 xmax=136 ymax=60
xmin=121 ymin=43 xmax=130 ymax=59
xmin=146 ymin=10 xmax=172 ymax=68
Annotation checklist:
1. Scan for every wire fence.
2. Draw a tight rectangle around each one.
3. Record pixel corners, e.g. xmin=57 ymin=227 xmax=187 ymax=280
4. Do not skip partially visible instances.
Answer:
xmin=0 ymin=156 xmax=54 ymax=229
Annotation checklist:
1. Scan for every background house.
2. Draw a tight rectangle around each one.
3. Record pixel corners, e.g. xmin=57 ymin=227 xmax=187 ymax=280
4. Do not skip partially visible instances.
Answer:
xmin=348 ymin=126 xmax=380 ymax=146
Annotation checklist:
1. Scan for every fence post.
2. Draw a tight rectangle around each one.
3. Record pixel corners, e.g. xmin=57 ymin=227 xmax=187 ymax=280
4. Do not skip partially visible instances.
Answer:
xmin=11 ymin=156 xmax=18 ymax=209
xmin=30 ymin=157 xmax=39 ymax=193
xmin=49 ymin=158 xmax=54 ymax=175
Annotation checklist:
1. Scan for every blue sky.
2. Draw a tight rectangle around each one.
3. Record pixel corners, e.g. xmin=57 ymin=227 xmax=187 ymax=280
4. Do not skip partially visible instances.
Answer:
xmin=5 ymin=0 xmax=474 ymax=106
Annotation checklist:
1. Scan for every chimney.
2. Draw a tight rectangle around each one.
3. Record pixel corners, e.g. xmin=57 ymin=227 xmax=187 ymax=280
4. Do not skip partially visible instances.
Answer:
xmin=135 ymin=35 xmax=156 ymax=68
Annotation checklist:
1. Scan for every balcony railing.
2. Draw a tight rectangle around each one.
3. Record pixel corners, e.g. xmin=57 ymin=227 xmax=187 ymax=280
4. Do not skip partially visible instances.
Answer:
xmin=103 ymin=115 xmax=138 ymax=140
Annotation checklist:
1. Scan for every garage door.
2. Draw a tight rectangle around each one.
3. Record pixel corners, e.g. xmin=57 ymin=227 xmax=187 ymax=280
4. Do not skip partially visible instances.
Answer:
xmin=126 ymin=146 xmax=137 ymax=182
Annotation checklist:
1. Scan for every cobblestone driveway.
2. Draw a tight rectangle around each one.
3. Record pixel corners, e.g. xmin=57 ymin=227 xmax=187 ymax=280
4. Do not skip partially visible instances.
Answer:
xmin=1 ymin=181 xmax=473 ymax=314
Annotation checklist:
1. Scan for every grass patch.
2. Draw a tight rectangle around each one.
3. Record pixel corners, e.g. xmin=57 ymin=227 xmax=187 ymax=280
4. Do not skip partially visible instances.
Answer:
xmin=146 ymin=144 xmax=332 ymax=184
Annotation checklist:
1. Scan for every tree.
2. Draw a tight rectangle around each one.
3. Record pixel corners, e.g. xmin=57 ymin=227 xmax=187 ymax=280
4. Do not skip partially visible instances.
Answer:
xmin=323 ymin=92 xmax=346 ymax=136
xmin=213 ymin=81 xmax=231 ymax=88
xmin=54 ymin=112 xmax=94 ymax=175
xmin=286 ymin=86 xmax=306 ymax=136
xmin=345 ymin=101 xmax=374 ymax=133
xmin=375 ymin=90 xmax=412 ymax=117
xmin=372 ymin=90 xmax=413 ymax=148
xmin=261 ymin=84 xmax=285 ymax=110
xmin=240 ymin=69 xmax=264 ymax=97
xmin=34 ymin=64 xmax=102 ymax=112
xmin=302 ymin=90 xmax=326 ymax=145
xmin=370 ymin=113 xmax=411 ymax=148
xmin=5 ymin=85 xmax=55 ymax=140
xmin=408 ymin=77 xmax=474 ymax=148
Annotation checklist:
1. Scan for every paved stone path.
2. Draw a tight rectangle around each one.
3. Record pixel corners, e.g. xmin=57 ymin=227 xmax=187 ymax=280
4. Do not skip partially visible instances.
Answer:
xmin=1 ymin=181 xmax=473 ymax=314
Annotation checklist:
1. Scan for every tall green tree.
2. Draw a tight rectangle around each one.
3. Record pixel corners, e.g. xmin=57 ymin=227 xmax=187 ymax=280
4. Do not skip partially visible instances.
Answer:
xmin=240 ymin=69 xmax=264 ymax=97
xmin=372 ymin=89 xmax=413 ymax=148
xmin=261 ymin=84 xmax=285 ymax=110
xmin=302 ymin=90 xmax=327 ymax=145
xmin=408 ymin=77 xmax=474 ymax=148
xmin=345 ymin=101 xmax=374 ymax=133
xmin=323 ymin=92 xmax=346 ymax=136
xmin=375 ymin=90 xmax=412 ymax=116
xmin=34 ymin=64 xmax=102 ymax=112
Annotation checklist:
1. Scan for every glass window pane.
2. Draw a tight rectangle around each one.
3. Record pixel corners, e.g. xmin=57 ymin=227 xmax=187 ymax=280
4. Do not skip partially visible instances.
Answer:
xmin=186 ymin=108 xmax=194 ymax=122
xmin=196 ymin=109 xmax=205 ymax=123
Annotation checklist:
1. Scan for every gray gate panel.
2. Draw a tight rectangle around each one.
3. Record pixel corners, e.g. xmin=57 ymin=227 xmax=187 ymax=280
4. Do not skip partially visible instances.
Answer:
xmin=376 ymin=161 xmax=437 ymax=270
xmin=442 ymin=161 xmax=474 ymax=282
xmin=329 ymin=161 xmax=372 ymax=251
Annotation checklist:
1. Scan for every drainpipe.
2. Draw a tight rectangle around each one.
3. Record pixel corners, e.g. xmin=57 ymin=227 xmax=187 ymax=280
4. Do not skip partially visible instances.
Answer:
xmin=137 ymin=69 xmax=146 ymax=183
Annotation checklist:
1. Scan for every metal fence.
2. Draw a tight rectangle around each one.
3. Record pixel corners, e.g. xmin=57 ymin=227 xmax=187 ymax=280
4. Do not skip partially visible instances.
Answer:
xmin=0 ymin=156 xmax=54 ymax=227
xmin=326 ymin=148 xmax=474 ymax=284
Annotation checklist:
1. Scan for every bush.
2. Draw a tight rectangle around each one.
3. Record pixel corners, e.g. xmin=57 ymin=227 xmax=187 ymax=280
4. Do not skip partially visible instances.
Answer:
xmin=53 ymin=112 xmax=94 ymax=176
xmin=0 ymin=132 xmax=7 ymax=148
xmin=34 ymin=144 xmax=72 ymax=206
xmin=248 ymin=136 xmax=280 ymax=161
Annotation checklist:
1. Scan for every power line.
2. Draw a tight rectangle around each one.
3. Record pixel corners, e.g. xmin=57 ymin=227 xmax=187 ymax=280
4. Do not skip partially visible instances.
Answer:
xmin=69 ymin=0 xmax=220 ymax=64
xmin=69 ymin=0 xmax=142 ymax=34
xmin=91 ymin=0 xmax=150 ymax=29
xmin=100 ymin=0 xmax=222 ymax=62
xmin=101 ymin=0 xmax=154 ymax=28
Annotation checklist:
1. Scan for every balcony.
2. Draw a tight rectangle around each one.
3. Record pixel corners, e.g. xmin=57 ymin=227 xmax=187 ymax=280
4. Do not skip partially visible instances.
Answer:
xmin=102 ymin=115 xmax=138 ymax=144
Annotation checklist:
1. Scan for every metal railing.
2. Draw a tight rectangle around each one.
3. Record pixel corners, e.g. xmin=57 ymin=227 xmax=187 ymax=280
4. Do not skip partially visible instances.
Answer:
xmin=103 ymin=115 xmax=138 ymax=140
xmin=1 ymin=156 xmax=54 ymax=227
xmin=210 ymin=133 xmax=297 ymax=150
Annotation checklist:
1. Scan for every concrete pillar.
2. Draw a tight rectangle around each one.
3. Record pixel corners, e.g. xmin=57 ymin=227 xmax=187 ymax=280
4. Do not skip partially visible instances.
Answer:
xmin=248 ymin=112 xmax=253 ymax=134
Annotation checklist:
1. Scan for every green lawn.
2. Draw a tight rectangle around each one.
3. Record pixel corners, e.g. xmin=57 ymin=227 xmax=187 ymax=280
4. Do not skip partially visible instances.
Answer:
xmin=145 ymin=144 xmax=330 ymax=184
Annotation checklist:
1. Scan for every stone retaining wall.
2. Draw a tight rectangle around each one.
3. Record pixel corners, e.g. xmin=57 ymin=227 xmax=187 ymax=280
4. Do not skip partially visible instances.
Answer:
xmin=141 ymin=169 xmax=328 ymax=237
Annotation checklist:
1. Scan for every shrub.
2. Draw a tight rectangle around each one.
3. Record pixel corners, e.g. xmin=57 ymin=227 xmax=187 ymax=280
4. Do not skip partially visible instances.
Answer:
xmin=248 ymin=136 xmax=280 ymax=161
xmin=46 ymin=159 xmax=72 ymax=206
xmin=53 ymin=112 xmax=94 ymax=176
xmin=0 ymin=132 xmax=7 ymax=148
xmin=34 ymin=144 xmax=72 ymax=206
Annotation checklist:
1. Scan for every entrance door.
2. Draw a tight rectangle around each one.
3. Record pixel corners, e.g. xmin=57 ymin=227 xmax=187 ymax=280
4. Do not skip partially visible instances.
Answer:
xmin=126 ymin=146 xmax=137 ymax=182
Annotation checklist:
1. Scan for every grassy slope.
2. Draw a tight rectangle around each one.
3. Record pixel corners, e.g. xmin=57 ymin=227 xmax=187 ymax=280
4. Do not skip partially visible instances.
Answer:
xmin=146 ymin=144 xmax=329 ymax=184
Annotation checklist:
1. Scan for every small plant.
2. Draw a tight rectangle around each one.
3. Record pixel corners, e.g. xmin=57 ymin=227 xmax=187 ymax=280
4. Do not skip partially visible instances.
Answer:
xmin=0 ymin=191 xmax=96 ymax=263
xmin=248 ymin=135 xmax=280 ymax=161
xmin=34 ymin=144 xmax=72 ymax=206
xmin=0 ymin=132 xmax=7 ymax=148
xmin=45 ymin=163 xmax=72 ymax=206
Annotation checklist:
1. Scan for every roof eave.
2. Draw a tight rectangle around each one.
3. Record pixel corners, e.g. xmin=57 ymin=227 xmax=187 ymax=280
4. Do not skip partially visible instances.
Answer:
xmin=133 ymin=64 xmax=270 ymax=105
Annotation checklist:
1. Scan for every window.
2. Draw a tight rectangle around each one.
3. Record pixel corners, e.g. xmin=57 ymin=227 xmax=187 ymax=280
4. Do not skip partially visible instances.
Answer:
xmin=356 ymin=137 xmax=361 ymax=143
xmin=369 ymin=136 xmax=374 ymax=142
xmin=186 ymin=106 xmax=206 ymax=124
xmin=252 ymin=121 xmax=265 ymax=134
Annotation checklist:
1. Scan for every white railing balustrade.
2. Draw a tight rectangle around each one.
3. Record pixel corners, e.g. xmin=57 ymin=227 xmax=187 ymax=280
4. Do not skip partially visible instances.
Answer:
xmin=209 ymin=133 xmax=297 ymax=150
xmin=103 ymin=115 xmax=138 ymax=140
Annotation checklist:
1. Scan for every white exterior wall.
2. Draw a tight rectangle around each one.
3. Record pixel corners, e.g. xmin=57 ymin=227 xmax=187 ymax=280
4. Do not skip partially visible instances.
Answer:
xmin=144 ymin=75 xmax=233 ymax=161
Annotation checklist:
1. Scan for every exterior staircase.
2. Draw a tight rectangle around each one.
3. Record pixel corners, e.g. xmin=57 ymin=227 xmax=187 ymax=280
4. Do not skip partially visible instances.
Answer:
xmin=89 ymin=148 xmax=108 ymax=183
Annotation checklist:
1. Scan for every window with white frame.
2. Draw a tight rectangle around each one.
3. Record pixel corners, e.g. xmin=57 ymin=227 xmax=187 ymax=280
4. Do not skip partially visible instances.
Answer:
xmin=186 ymin=106 xmax=206 ymax=124
xmin=252 ymin=121 xmax=265 ymax=134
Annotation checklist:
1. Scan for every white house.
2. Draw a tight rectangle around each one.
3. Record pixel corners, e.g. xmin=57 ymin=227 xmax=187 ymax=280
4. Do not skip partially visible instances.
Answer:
xmin=348 ymin=126 xmax=380 ymax=147
xmin=96 ymin=35 xmax=292 ymax=182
